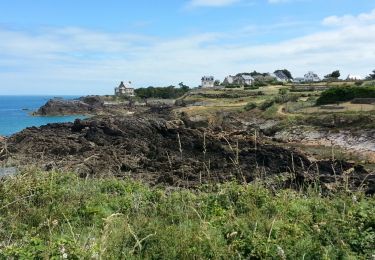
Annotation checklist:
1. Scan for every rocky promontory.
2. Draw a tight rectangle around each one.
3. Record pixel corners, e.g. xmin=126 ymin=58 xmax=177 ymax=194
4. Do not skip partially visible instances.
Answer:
xmin=34 ymin=96 xmax=104 ymax=116
xmin=1 ymin=115 xmax=373 ymax=193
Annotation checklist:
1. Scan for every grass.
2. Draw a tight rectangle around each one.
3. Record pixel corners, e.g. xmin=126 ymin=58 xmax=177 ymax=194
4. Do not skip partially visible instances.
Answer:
xmin=0 ymin=170 xmax=374 ymax=259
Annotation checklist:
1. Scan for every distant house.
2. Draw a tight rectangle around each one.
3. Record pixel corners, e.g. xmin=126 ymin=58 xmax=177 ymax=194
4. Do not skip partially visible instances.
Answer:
xmin=201 ymin=76 xmax=215 ymax=88
xmin=237 ymin=75 xmax=254 ymax=85
xmin=272 ymin=71 xmax=290 ymax=82
xmin=223 ymin=75 xmax=235 ymax=85
xmin=115 ymin=81 xmax=135 ymax=97
xmin=346 ymin=74 xmax=363 ymax=81
xmin=223 ymin=74 xmax=254 ymax=86
xmin=304 ymin=71 xmax=321 ymax=82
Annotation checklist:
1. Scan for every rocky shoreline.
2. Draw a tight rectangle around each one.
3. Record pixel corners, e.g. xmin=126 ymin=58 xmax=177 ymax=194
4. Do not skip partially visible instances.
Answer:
xmin=34 ymin=96 xmax=105 ymax=116
xmin=1 ymin=114 xmax=374 ymax=194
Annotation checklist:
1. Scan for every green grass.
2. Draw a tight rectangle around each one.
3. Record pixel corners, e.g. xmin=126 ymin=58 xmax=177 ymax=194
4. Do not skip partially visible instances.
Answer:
xmin=0 ymin=170 xmax=374 ymax=259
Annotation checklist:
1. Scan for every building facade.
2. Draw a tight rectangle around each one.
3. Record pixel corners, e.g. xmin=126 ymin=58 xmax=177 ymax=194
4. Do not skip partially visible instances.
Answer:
xmin=115 ymin=81 xmax=135 ymax=97
xmin=304 ymin=71 xmax=321 ymax=82
xmin=201 ymin=76 xmax=215 ymax=88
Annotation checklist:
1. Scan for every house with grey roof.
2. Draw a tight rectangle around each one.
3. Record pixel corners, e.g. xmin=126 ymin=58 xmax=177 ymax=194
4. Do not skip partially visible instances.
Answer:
xmin=223 ymin=74 xmax=254 ymax=86
xmin=115 ymin=81 xmax=135 ymax=97
xmin=272 ymin=71 xmax=290 ymax=82
xmin=304 ymin=71 xmax=320 ymax=82
xmin=201 ymin=76 xmax=215 ymax=88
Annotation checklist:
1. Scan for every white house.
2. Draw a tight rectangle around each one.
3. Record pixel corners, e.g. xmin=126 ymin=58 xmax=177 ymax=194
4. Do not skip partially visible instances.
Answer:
xmin=201 ymin=76 xmax=215 ymax=88
xmin=238 ymin=75 xmax=255 ymax=85
xmin=346 ymin=74 xmax=363 ymax=81
xmin=272 ymin=71 xmax=290 ymax=82
xmin=115 ymin=81 xmax=135 ymax=97
xmin=304 ymin=71 xmax=321 ymax=82
xmin=223 ymin=75 xmax=235 ymax=85
xmin=223 ymin=74 xmax=254 ymax=86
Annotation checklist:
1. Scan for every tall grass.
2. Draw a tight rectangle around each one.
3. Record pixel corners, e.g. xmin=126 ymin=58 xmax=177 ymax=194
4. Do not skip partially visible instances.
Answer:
xmin=0 ymin=170 xmax=374 ymax=259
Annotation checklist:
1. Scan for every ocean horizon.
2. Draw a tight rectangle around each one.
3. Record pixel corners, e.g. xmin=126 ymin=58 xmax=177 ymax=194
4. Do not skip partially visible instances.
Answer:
xmin=0 ymin=95 xmax=86 ymax=136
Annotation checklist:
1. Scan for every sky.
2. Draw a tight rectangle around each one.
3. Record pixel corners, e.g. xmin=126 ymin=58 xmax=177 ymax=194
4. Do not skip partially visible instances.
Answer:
xmin=0 ymin=0 xmax=374 ymax=95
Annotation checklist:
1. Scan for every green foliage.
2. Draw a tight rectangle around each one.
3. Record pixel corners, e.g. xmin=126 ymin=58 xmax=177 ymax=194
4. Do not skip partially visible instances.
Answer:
xmin=244 ymin=102 xmax=257 ymax=111
xmin=0 ymin=171 xmax=374 ymax=259
xmin=316 ymin=86 xmax=375 ymax=105
xmin=253 ymin=81 xmax=268 ymax=87
xmin=135 ymin=85 xmax=189 ymax=99
xmin=259 ymin=99 xmax=275 ymax=110
xmin=224 ymin=85 xmax=241 ymax=89
xmin=325 ymin=70 xmax=341 ymax=79
xmin=366 ymin=70 xmax=375 ymax=80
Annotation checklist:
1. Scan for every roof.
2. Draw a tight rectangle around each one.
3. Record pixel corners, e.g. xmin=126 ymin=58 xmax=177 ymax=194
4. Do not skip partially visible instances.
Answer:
xmin=273 ymin=71 xmax=289 ymax=80
xmin=117 ymin=81 xmax=134 ymax=89
xmin=202 ymin=76 xmax=214 ymax=81
xmin=241 ymin=75 xmax=254 ymax=80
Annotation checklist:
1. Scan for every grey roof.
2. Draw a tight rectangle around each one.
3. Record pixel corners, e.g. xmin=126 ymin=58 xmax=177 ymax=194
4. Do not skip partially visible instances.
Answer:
xmin=241 ymin=75 xmax=254 ymax=80
xmin=274 ymin=71 xmax=289 ymax=80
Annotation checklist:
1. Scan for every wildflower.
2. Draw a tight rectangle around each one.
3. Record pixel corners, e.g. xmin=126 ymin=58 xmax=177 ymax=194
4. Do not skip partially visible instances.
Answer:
xmin=52 ymin=219 xmax=58 ymax=226
xmin=277 ymin=245 xmax=286 ymax=260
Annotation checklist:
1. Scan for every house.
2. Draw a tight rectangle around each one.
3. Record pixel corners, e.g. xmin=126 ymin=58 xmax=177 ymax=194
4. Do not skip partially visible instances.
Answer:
xmin=223 ymin=75 xmax=235 ymax=85
xmin=201 ymin=76 xmax=214 ymax=88
xmin=223 ymin=74 xmax=254 ymax=86
xmin=346 ymin=74 xmax=363 ymax=81
xmin=237 ymin=75 xmax=254 ymax=85
xmin=272 ymin=71 xmax=290 ymax=82
xmin=304 ymin=71 xmax=321 ymax=82
xmin=115 ymin=81 xmax=135 ymax=97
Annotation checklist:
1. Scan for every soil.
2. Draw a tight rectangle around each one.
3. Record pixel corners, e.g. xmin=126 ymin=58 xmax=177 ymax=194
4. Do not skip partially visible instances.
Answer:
xmin=1 ymin=115 xmax=373 ymax=194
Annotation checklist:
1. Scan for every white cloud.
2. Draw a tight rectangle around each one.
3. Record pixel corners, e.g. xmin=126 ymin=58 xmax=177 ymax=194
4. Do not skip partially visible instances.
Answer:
xmin=323 ymin=8 xmax=375 ymax=26
xmin=187 ymin=0 xmax=240 ymax=7
xmin=1 ymin=9 xmax=375 ymax=94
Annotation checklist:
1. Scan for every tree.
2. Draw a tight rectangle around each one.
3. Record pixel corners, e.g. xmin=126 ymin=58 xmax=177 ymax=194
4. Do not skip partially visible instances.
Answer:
xmin=325 ymin=70 xmax=340 ymax=79
xmin=275 ymin=69 xmax=293 ymax=80
xmin=366 ymin=70 xmax=375 ymax=80
xmin=214 ymin=80 xmax=221 ymax=86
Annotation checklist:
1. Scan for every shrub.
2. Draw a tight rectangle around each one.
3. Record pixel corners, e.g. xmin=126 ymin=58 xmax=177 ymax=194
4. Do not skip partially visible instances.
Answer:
xmin=224 ymin=85 xmax=241 ymax=89
xmin=316 ymin=86 xmax=375 ymax=105
xmin=244 ymin=102 xmax=257 ymax=111
xmin=259 ymin=99 xmax=275 ymax=110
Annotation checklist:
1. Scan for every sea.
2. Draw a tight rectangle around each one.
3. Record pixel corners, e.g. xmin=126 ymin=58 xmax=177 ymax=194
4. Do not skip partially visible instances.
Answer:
xmin=0 ymin=96 xmax=86 ymax=136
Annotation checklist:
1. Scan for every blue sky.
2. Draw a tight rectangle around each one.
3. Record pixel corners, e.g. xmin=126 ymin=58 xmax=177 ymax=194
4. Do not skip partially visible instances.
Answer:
xmin=0 ymin=0 xmax=375 ymax=95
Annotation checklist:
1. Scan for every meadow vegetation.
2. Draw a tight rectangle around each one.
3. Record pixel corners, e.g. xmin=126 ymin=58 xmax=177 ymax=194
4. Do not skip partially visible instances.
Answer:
xmin=0 ymin=170 xmax=374 ymax=259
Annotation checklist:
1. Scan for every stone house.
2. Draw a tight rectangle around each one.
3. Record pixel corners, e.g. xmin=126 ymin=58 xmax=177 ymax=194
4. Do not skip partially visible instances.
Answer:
xmin=115 ymin=81 xmax=135 ymax=97
xmin=201 ymin=76 xmax=215 ymax=88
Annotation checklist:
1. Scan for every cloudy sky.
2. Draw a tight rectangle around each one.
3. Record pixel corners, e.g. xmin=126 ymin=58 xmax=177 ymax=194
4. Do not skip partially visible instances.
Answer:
xmin=0 ymin=0 xmax=374 ymax=95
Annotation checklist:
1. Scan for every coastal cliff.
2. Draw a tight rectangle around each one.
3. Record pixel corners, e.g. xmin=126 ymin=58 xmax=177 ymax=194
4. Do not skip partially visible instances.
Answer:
xmin=34 ymin=96 xmax=104 ymax=116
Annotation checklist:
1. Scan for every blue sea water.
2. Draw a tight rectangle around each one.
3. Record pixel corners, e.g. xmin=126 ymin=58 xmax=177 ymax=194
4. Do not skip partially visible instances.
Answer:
xmin=0 ymin=96 xmax=86 ymax=136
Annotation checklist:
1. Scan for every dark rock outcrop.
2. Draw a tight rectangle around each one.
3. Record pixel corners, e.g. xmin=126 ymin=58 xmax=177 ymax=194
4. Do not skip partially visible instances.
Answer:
xmin=2 ymin=116 xmax=374 ymax=193
xmin=34 ymin=96 xmax=104 ymax=116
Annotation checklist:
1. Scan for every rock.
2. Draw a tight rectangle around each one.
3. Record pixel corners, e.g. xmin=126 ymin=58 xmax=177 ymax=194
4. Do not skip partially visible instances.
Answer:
xmin=0 ymin=136 xmax=5 ymax=142
xmin=5 ymin=115 xmax=374 ymax=193
xmin=34 ymin=96 xmax=104 ymax=116
xmin=181 ymin=113 xmax=209 ymax=128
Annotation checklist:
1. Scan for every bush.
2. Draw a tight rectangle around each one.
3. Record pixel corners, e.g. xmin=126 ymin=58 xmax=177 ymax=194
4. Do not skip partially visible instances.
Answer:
xmin=224 ymin=85 xmax=241 ymax=89
xmin=135 ymin=85 xmax=189 ymax=99
xmin=244 ymin=102 xmax=257 ymax=111
xmin=244 ymin=85 xmax=260 ymax=90
xmin=316 ymin=86 xmax=375 ymax=105
xmin=259 ymin=99 xmax=275 ymax=110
